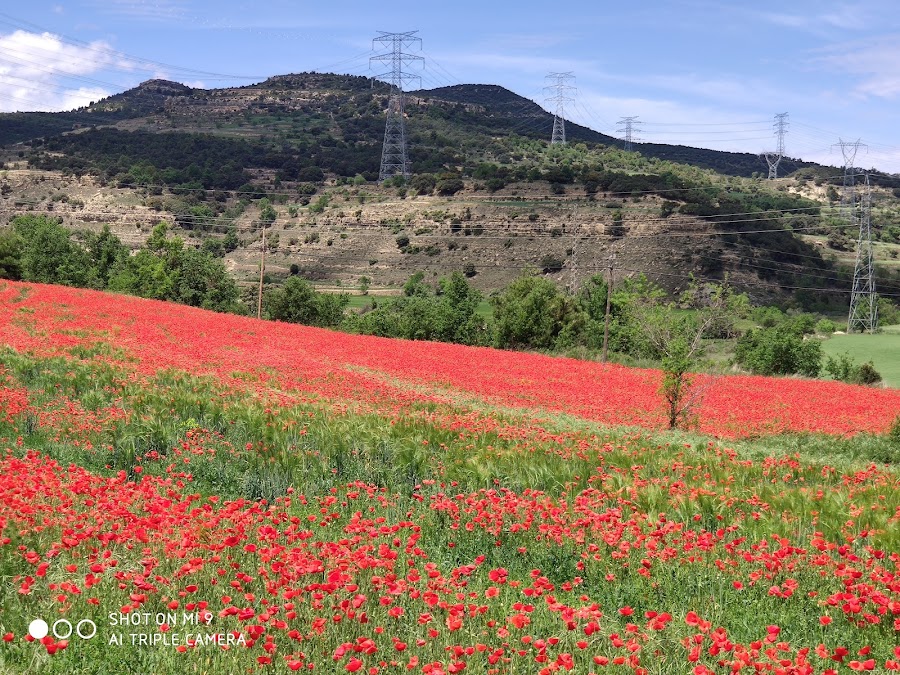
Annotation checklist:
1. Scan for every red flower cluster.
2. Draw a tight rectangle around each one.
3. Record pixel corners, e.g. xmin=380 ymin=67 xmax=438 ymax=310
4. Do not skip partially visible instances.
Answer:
xmin=0 ymin=281 xmax=896 ymax=437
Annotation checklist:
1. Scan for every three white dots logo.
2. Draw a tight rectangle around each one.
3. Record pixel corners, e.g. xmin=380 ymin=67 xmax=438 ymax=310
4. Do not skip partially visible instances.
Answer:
xmin=28 ymin=618 xmax=97 ymax=641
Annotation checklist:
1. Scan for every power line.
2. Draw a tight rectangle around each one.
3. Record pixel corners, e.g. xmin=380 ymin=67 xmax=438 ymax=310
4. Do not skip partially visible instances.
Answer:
xmin=6 ymin=212 xmax=898 ymax=297
xmin=544 ymin=72 xmax=575 ymax=145
xmin=847 ymin=173 xmax=878 ymax=332
xmin=760 ymin=113 xmax=789 ymax=180
xmin=370 ymin=31 xmax=423 ymax=183
xmin=617 ymin=116 xmax=641 ymax=151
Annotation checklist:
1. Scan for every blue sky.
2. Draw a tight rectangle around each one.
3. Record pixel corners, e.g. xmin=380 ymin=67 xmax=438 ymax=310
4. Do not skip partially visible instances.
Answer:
xmin=2 ymin=0 xmax=900 ymax=172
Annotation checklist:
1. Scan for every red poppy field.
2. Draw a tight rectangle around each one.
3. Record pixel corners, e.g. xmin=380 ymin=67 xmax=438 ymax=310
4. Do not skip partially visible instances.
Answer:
xmin=0 ymin=280 xmax=898 ymax=674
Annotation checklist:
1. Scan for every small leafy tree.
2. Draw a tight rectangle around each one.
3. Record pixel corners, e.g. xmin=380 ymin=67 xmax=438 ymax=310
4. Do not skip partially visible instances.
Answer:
xmin=84 ymin=224 xmax=129 ymax=287
xmin=632 ymin=280 xmax=745 ymax=429
xmin=436 ymin=178 xmax=464 ymax=196
xmin=258 ymin=198 xmax=277 ymax=226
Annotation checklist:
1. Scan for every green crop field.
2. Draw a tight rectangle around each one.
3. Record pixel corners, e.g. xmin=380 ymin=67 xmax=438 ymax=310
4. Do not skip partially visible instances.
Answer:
xmin=821 ymin=325 xmax=900 ymax=387
xmin=342 ymin=294 xmax=494 ymax=318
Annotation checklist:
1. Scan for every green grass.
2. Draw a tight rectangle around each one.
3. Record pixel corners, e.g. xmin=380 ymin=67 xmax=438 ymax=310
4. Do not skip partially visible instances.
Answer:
xmin=345 ymin=294 xmax=375 ymax=311
xmin=2 ymin=342 xmax=900 ymax=674
xmin=340 ymin=295 xmax=494 ymax=319
xmin=821 ymin=325 xmax=900 ymax=387
xmin=475 ymin=298 xmax=492 ymax=319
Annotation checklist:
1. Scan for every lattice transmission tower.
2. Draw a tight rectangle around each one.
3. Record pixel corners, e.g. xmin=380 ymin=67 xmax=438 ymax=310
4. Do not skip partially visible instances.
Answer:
xmin=833 ymin=139 xmax=877 ymax=332
xmin=370 ymin=31 xmax=423 ymax=182
xmin=617 ymin=116 xmax=641 ymax=151
xmin=847 ymin=175 xmax=878 ymax=332
xmin=761 ymin=112 xmax=789 ymax=179
xmin=544 ymin=72 xmax=575 ymax=145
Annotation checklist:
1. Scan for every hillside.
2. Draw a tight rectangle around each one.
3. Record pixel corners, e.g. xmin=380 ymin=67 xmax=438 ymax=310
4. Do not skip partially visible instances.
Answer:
xmin=0 ymin=75 xmax=842 ymax=178
xmin=2 ymin=73 xmax=900 ymax=308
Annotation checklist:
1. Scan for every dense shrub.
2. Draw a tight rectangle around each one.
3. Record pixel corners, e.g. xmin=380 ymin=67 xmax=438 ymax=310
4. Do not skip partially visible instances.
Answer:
xmin=344 ymin=272 xmax=486 ymax=345
xmin=265 ymin=276 xmax=348 ymax=327
xmin=734 ymin=324 xmax=821 ymax=377
xmin=435 ymin=178 xmax=464 ymax=196
xmin=492 ymin=274 xmax=584 ymax=351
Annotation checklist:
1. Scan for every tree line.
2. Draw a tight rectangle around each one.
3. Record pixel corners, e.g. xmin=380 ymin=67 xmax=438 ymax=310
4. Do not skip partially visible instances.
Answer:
xmin=0 ymin=215 xmax=887 ymax=425
xmin=0 ymin=216 xmax=243 ymax=314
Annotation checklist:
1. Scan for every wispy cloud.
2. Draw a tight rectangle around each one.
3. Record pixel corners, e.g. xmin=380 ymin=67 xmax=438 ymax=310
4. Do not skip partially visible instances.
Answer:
xmin=630 ymin=73 xmax=780 ymax=107
xmin=0 ymin=30 xmax=124 ymax=111
xmin=485 ymin=32 xmax=575 ymax=51
xmin=757 ymin=6 xmax=868 ymax=33
xmin=442 ymin=51 xmax=596 ymax=80
xmin=566 ymin=91 xmax=777 ymax=151
xmin=88 ymin=0 xmax=188 ymax=22
xmin=814 ymin=34 xmax=900 ymax=100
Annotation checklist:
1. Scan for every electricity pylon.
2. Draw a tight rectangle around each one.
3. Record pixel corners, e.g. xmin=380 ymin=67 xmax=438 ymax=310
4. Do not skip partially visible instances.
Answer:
xmin=761 ymin=112 xmax=788 ymax=179
xmin=847 ymin=174 xmax=878 ymax=333
xmin=370 ymin=31 xmax=423 ymax=182
xmin=544 ymin=72 xmax=575 ymax=145
xmin=617 ymin=116 xmax=641 ymax=151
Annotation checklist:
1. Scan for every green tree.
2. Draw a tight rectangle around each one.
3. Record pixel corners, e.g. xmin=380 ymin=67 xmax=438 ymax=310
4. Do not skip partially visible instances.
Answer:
xmin=631 ymin=280 xmax=745 ymax=429
xmin=0 ymin=227 xmax=23 ymax=280
xmin=734 ymin=324 xmax=822 ymax=377
xmin=265 ymin=276 xmax=348 ymax=327
xmin=435 ymin=178 xmax=464 ymax=196
xmin=403 ymin=271 xmax=430 ymax=297
xmin=409 ymin=174 xmax=436 ymax=195
xmin=491 ymin=273 xmax=584 ymax=351
xmin=358 ymin=276 xmax=371 ymax=296
xmin=435 ymin=271 xmax=485 ymax=345
xmin=107 ymin=222 xmax=241 ymax=312
xmin=344 ymin=272 xmax=486 ymax=346
xmin=108 ymin=223 xmax=182 ymax=300
xmin=601 ymin=274 xmax=667 ymax=357
xmin=83 ymin=224 xmax=129 ymax=288
xmin=175 ymin=249 xmax=243 ymax=312
xmin=258 ymin=198 xmax=277 ymax=225
xmin=12 ymin=215 xmax=95 ymax=287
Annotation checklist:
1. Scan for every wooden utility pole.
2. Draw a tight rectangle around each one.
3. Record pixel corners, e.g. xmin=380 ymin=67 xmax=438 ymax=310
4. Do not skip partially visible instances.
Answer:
xmin=602 ymin=253 xmax=615 ymax=363
xmin=256 ymin=223 xmax=266 ymax=320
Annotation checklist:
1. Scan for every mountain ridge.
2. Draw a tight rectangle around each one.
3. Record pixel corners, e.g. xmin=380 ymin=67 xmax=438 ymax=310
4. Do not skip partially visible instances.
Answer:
xmin=0 ymin=73 xmax=841 ymax=178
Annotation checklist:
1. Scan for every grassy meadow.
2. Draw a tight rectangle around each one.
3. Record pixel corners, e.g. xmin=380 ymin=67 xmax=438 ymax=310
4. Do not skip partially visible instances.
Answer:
xmin=821 ymin=325 xmax=900 ymax=387
xmin=0 ymin=281 xmax=898 ymax=674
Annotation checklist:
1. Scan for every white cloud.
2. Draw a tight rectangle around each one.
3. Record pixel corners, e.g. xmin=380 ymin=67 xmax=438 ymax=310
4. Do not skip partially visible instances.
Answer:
xmin=814 ymin=35 xmax=900 ymax=100
xmin=757 ymin=7 xmax=865 ymax=33
xmin=750 ymin=1 xmax=890 ymax=36
xmin=567 ymin=92 xmax=775 ymax=152
xmin=0 ymin=30 xmax=122 ymax=112
xmin=60 ymin=86 xmax=113 ymax=110
xmin=447 ymin=51 xmax=592 ymax=79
